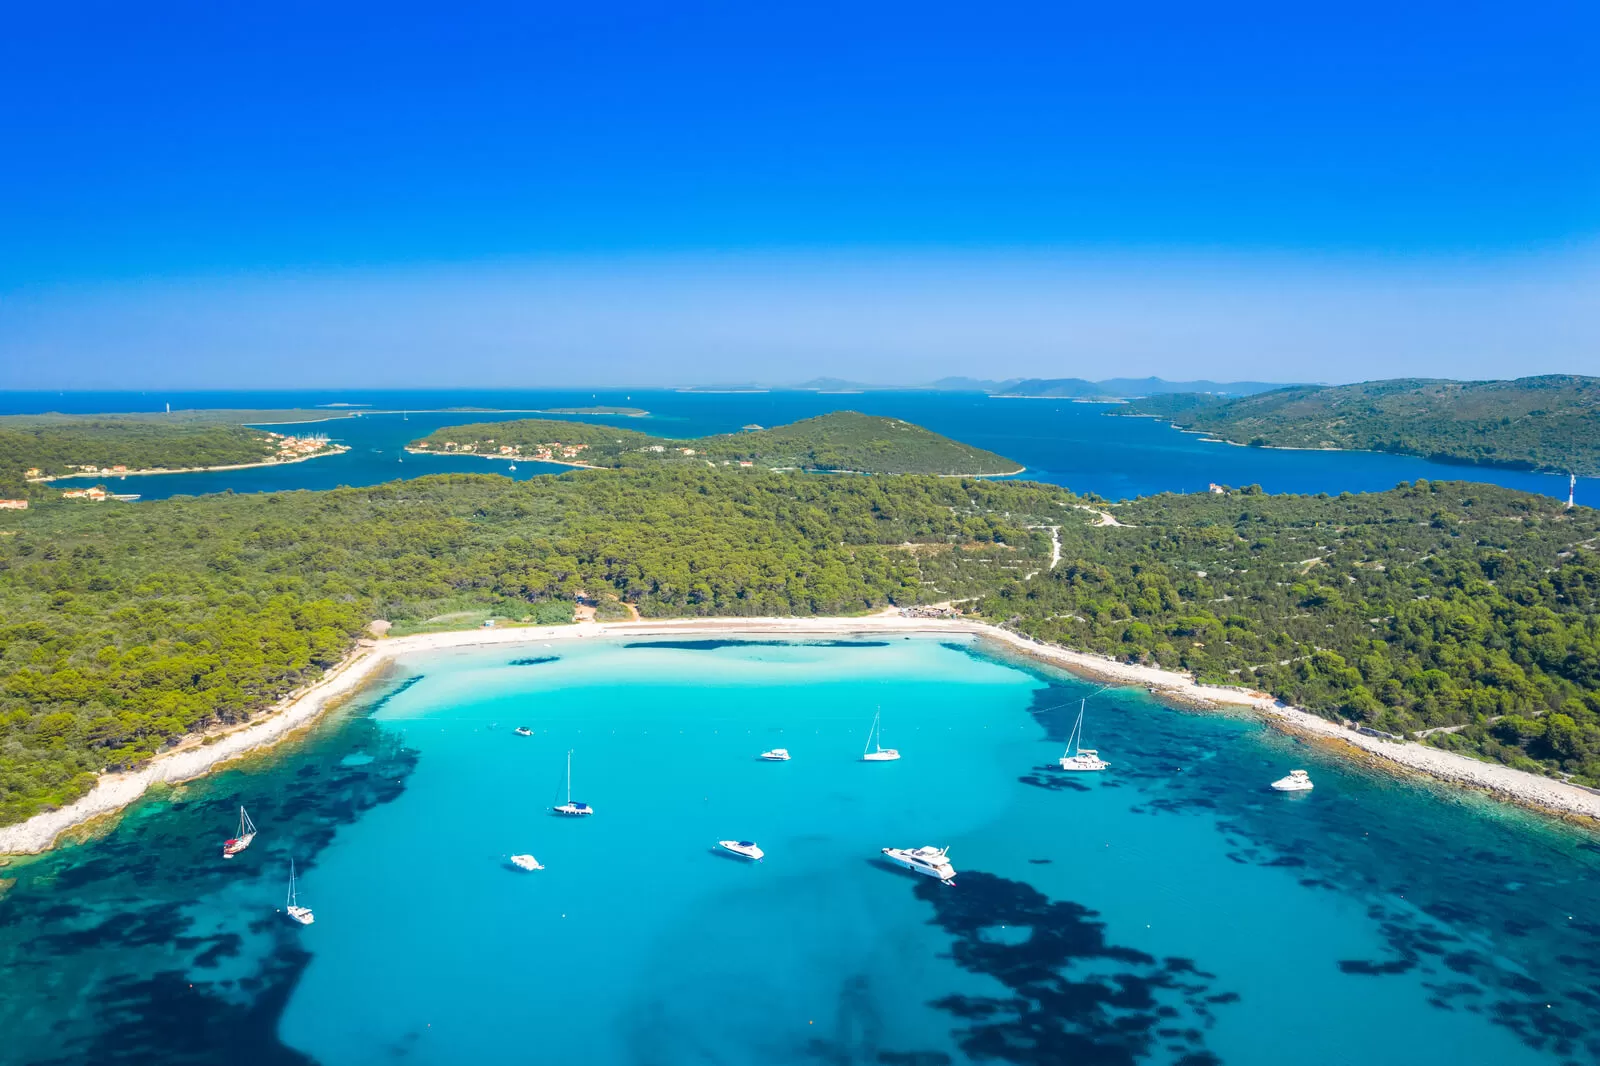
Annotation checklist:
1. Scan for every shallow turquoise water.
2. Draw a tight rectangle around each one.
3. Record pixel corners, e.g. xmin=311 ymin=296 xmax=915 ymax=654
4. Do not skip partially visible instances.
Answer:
xmin=3 ymin=636 xmax=1599 ymax=1066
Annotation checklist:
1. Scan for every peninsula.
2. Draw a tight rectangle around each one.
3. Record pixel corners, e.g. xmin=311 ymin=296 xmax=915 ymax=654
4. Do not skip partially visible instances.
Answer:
xmin=1127 ymin=374 xmax=1600 ymax=476
xmin=407 ymin=410 xmax=1025 ymax=476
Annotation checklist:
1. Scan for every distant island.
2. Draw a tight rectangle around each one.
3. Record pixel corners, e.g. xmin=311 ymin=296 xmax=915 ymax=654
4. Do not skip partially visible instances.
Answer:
xmin=1126 ymin=374 xmax=1600 ymax=476
xmin=789 ymin=375 xmax=1289 ymax=397
xmin=408 ymin=411 xmax=1025 ymax=476
xmin=536 ymin=406 xmax=650 ymax=417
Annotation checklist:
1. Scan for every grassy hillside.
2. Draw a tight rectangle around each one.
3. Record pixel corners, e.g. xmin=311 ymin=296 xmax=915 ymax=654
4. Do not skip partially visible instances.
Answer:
xmin=1130 ymin=375 xmax=1600 ymax=474
xmin=2 ymin=468 xmax=1599 ymax=825
xmin=410 ymin=411 xmax=1023 ymax=476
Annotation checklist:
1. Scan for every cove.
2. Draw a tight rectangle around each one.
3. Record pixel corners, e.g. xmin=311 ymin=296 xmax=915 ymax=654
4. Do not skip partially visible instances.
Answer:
xmin=0 ymin=636 xmax=1597 ymax=1066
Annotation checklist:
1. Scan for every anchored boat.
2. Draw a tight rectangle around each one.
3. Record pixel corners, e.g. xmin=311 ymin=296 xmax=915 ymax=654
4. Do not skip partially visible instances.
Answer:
xmin=882 ymin=845 xmax=956 ymax=885
xmin=284 ymin=860 xmax=315 ymax=925
xmin=1059 ymin=699 xmax=1109 ymax=772
xmin=717 ymin=840 xmax=764 ymax=861
xmin=1271 ymin=769 xmax=1314 ymax=792
xmin=222 ymin=806 xmax=257 ymax=859
xmin=861 ymin=708 xmax=900 ymax=762
xmin=552 ymin=749 xmax=594 ymax=816
xmin=759 ymin=748 xmax=791 ymax=761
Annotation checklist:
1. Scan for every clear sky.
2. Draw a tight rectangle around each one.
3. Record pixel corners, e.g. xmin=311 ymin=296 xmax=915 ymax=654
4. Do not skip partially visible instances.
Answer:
xmin=2 ymin=2 xmax=1597 ymax=387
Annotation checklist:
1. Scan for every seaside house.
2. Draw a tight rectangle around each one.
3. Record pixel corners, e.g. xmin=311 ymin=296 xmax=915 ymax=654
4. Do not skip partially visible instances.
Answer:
xmin=1208 ymin=483 xmax=1226 ymax=494
xmin=738 ymin=460 xmax=754 ymax=467
xmin=0 ymin=499 xmax=28 ymax=510
xmin=62 ymin=487 xmax=109 ymax=501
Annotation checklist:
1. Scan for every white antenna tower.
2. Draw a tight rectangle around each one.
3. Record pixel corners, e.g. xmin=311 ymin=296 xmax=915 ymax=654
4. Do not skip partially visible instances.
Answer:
xmin=1568 ymin=473 xmax=1577 ymax=510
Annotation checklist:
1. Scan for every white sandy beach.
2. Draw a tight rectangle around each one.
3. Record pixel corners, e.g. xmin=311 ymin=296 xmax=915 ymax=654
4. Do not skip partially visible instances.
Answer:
xmin=3 ymin=612 xmax=1597 ymax=855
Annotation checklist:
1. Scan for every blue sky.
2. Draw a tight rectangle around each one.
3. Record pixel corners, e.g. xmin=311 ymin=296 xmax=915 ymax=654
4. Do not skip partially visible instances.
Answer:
xmin=2 ymin=2 xmax=1597 ymax=387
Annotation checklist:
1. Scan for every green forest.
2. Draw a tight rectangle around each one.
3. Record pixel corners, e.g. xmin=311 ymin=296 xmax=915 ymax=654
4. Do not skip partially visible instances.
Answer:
xmin=0 ymin=410 xmax=353 ymax=498
xmin=1127 ymin=375 xmax=1600 ymax=475
xmin=2 ymin=459 xmax=1599 ymax=826
xmin=410 ymin=411 xmax=1023 ymax=475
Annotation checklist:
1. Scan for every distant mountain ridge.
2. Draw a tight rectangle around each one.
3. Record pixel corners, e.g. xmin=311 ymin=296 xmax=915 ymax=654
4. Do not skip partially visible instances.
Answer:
xmin=1128 ymin=374 xmax=1600 ymax=476
xmin=790 ymin=376 xmax=1288 ymax=397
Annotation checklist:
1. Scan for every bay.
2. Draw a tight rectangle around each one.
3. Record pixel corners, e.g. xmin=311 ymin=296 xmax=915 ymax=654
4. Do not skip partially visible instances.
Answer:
xmin=5 ymin=388 xmax=1587 ymax=503
xmin=2 ymin=636 xmax=1597 ymax=1066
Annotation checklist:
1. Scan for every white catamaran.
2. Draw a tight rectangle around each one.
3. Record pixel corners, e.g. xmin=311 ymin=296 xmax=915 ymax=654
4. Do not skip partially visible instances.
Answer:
xmin=552 ymin=749 xmax=594 ymax=816
xmin=862 ymin=708 xmax=901 ymax=762
xmin=222 ymin=806 xmax=257 ymax=859
xmin=284 ymin=860 xmax=314 ymax=925
xmin=1059 ymin=699 xmax=1109 ymax=772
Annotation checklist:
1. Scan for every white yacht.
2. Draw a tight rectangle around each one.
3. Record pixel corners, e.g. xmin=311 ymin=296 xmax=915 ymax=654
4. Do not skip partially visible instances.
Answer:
xmin=1271 ymin=769 xmax=1314 ymax=792
xmin=759 ymin=748 xmax=791 ymax=761
xmin=514 ymin=726 xmax=533 ymax=737
xmin=552 ymin=749 xmax=594 ymax=816
xmin=509 ymin=853 xmax=544 ymax=871
xmin=284 ymin=860 xmax=315 ymax=926
xmin=1059 ymin=699 xmax=1109 ymax=772
xmin=882 ymin=845 xmax=956 ymax=885
xmin=717 ymin=840 xmax=764 ymax=861
xmin=222 ymin=806 xmax=257 ymax=859
xmin=861 ymin=709 xmax=901 ymax=762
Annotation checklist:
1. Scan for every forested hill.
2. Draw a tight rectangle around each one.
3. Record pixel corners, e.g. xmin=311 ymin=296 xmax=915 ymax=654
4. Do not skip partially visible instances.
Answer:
xmin=0 ymin=411 xmax=350 ymax=497
xmin=2 ymin=469 xmax=1599 ymax=826
xmin=409 ymin=411 xmax=1023 ymax=475
xmin=1127 ymin=375 xmax=1600 ymax=475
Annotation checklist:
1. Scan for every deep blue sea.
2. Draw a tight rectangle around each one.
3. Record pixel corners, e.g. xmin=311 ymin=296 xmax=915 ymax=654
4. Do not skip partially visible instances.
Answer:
xmin=4 ymin=388 xmax=1589 ymax=503
xmin=2 ymin=637 xmax=1598 ymax=1066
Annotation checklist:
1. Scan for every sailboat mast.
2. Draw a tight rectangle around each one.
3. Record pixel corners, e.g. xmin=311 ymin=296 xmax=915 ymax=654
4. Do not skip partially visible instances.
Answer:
xmin=567 ymin=749 xmax=573 ymax=804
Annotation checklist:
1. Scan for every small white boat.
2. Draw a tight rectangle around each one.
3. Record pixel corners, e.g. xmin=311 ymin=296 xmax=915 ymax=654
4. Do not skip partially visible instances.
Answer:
xmin=1271 ymin=769 xmax=1314 ymax=792
xmin=552 ymin=749 xmax=595 ymax=816
xmin=510 ymin=854 xmax=544 ymax=871
xmin=514 ymin=726 xmax=533 ymax=737
xmin=284 ymin=859 xmax=314 ymax=925
xmin=882 ymin=845 xmax=955 ymax=884
xmin=861 ymin=708 xmax=900 ymax=762
xmin=717 ymin=840 xmax=764 ymax=860
xmin=759 ymin=748 xmax=791 ymax=761
xmin=1059 ymin=699 xmax=1109 ymax=772
xmin=222 ymin=806 xmax=257 ymax=859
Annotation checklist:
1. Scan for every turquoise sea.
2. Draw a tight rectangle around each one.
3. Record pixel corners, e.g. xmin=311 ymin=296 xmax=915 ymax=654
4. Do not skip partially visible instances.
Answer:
xmin=2 ymin=636 xmax=1598 ymax=1066
xmin=10 ymin=388 xmax=1590 ymax=504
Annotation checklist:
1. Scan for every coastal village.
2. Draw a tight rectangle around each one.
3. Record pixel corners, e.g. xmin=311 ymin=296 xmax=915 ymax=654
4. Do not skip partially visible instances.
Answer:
xmin=422 ymin=438 xmax=591 ymax=463
xmin=24 ymin=431 xmax=345 ymax=502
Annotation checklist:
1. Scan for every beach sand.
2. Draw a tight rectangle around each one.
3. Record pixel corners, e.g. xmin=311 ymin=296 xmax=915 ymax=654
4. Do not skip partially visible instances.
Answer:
xmin=3 ymin=612 xmax=1596 ymax=855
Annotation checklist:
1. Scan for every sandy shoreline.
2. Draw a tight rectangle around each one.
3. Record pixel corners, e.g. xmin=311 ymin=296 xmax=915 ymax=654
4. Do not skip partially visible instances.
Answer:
xmin=32 ymin=445 xmax=351 ymax=483
xmin=4 ymin=613 xmax=1597 ymax=855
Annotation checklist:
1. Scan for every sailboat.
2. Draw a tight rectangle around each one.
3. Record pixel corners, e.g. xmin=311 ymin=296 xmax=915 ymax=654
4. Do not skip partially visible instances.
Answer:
xmin=222 ymin=806 xmax=257 ymax=859
xmin=1059 ymin=699 xmax=1109 ymax=772
xmin=284 ymin=860 xmax=315 ymax=925
xmin=552 ymin=749 xmax=594 ymax=815
xmin=861 ymin=708 xmax=901 ymax=762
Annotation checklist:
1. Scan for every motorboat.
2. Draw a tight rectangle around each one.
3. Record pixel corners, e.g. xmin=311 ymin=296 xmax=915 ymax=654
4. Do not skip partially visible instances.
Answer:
xmin=222 ymin=806 xmax=257 ymax=859
xmin=861 ymin=709 xmax=900 ymax=761
xmin=881 ymin=845 xmax=955 ymax=884
xmin=1059 ymin=699 xmax=1108 ymax=772
xmin=717 ymin=840 xmax=764 ymax=861
xmin=284 ymin=859 xmax=315 ymax=925
xmin=514 ymin=727 xmax=533 ymax=737
xmin=552 ymin=749 xmax=595 ymax=816
xmin=759 ymin=748 xmax=791 ymax=761
xmin=1271 ymin=769 xmax=1314 ymax=792
xmin=510 ymin=854 xmax=544 ymax=871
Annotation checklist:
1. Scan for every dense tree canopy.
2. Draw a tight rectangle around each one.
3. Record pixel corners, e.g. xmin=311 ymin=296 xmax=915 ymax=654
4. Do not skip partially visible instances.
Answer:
xmin=410 ymin=411 xmax=1022 ymax=475
xmin=0 ymin=467 xmax=1597 ymax=827
xmin=1128 ymin=374 xmax=1600 ymax=475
